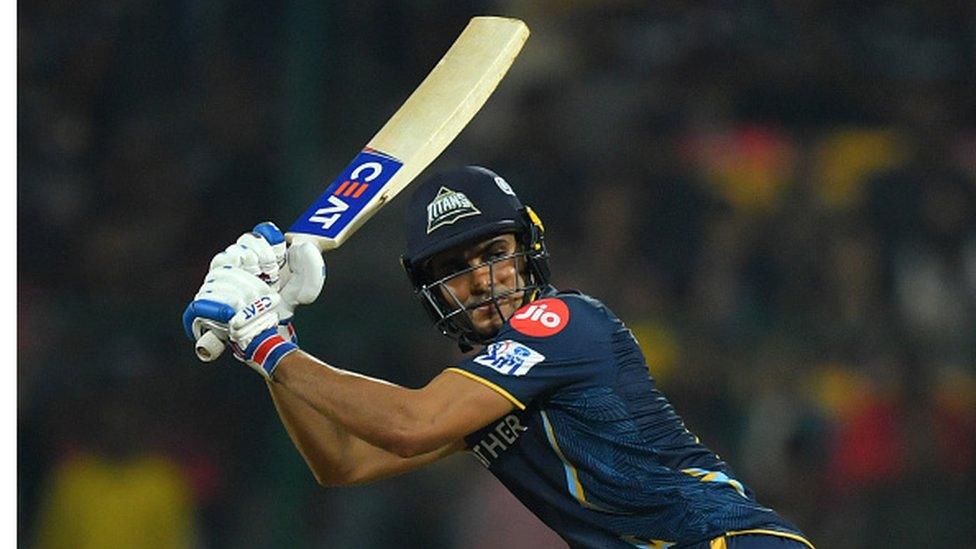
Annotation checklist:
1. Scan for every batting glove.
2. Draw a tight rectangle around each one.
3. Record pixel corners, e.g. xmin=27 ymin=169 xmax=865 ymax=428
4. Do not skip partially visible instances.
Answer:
xmin=184 ymin=222 xmax=324 ymax=371
xmin=184 ymin=265 xmax=298 ymax=378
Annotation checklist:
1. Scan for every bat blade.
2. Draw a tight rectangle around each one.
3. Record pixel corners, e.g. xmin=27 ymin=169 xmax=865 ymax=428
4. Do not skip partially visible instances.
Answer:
xmin=286 ymin=16 xmax=529 ymax=250
xmin=195 ymin=17 xmax=528 ymax=362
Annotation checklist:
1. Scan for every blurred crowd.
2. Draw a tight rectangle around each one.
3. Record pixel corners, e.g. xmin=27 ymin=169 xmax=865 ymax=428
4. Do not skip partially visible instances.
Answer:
xmin=18 ymin=1 xmax=976 ymax=548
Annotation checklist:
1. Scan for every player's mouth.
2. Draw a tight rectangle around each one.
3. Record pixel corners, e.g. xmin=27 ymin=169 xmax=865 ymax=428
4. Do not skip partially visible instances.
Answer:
xmin=470 ymin=303 xmax=497 ymax=323
xmin=469 ymin=296 xmax=513 ymax=320
xmin=470 ymin=306 xmax=503 ymax=334
xmin=472 ymin=287 xmax=524 ymax=311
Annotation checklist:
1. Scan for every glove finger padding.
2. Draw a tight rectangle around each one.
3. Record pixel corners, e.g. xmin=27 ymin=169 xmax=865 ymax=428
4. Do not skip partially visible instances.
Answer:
xmin=210 ymin=243 xmax=253 ymax=271
xmin=209 ymin=232 xmax=282 ymax=289
xmin=236 ymin=232 xmax=282 ymax=288
xmin=195 ymin=266 xmax=273 ymax=308
xmin=252 ymin=221 xmax=287 ymax=280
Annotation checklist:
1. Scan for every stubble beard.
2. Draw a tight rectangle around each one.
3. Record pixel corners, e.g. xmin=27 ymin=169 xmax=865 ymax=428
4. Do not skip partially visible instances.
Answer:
xmin=469 ymin=289 xmax=525 ymax=336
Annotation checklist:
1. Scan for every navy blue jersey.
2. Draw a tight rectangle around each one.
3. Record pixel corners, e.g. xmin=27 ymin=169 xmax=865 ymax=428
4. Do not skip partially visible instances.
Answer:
xmin=448 ymin=289 xmax=811 ymax=549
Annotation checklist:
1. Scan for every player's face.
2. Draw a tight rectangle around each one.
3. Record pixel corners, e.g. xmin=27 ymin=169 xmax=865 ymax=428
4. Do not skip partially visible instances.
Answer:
xmin=427 ymin=233 xmax=525 ymax=336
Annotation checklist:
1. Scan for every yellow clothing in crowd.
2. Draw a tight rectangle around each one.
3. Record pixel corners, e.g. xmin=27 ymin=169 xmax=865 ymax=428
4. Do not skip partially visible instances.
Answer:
xmin=34 ymin=452 xmax=194 ymax=549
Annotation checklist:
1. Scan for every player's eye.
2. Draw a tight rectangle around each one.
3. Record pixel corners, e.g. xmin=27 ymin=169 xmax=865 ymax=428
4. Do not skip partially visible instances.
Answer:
xmin=485 ymin=244 xmax=510 ymax=260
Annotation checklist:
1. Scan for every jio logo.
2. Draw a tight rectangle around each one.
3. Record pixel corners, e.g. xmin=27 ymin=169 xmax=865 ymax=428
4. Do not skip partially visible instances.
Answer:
xmin=510 ymin=298 xmax=570 ymax=337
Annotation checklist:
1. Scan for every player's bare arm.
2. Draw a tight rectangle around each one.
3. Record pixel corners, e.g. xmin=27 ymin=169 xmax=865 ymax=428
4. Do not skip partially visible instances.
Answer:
xmin=271 ymin=353 xmax=514 ymax=459
xmin=266 ymin=381 xmax=466 ymax=486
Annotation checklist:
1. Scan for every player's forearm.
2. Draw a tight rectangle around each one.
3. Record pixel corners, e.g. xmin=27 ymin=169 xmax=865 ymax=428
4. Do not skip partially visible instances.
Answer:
xmin=267 ymin=380 xmax=359 ymax=485
xmin=268 ymin=380 xmax=461 ymax=485
xmin=272 ymin=350 xmax=446 ymax=457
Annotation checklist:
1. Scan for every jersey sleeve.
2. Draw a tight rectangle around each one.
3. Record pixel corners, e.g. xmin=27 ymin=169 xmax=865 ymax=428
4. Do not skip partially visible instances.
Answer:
xmin=447 ymin=295 xmax=609 ymax=409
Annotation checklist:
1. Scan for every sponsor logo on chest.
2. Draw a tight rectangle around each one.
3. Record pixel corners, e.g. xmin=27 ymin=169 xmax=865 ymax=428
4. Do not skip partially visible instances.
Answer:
xmin=470 ymin=413 xmax=528 ymax=468
xmin=510 ymin=298 xmax=570 ymax=337
xmin=473 ymin=340 xmax=545 ymax=376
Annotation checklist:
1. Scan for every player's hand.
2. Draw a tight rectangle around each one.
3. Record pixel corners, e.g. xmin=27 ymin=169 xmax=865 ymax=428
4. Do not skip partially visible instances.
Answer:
xmin=185 ymin=222 xmax=324 ymax=363
xmin=251 ymin=222 xmax=326 ymax=323
xmin=183 ymin=265 xmax=298 ymax=378
xmin=186 ymin=225 xmax=286 ymax=361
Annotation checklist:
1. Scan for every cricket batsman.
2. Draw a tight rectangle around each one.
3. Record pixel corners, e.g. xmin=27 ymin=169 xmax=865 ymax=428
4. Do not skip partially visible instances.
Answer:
xmin=183 ymin=166 xmax=814 ymax=548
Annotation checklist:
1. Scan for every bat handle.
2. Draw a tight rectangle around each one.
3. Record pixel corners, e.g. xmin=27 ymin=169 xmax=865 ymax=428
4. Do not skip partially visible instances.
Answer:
xmin=196 ymin=329 xmax=226 ymax=362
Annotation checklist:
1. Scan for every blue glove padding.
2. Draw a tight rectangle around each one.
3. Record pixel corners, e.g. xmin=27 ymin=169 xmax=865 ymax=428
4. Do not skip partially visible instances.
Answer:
xmin=183 ymin=299 xmax=236 ymax=341
xmin=253 ymin=221 xmax=286 ymax=246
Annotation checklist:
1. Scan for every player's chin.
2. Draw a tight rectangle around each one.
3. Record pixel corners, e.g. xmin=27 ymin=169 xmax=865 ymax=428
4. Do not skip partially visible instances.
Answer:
xmin=470 ymin=301 xmax=514 ymax=333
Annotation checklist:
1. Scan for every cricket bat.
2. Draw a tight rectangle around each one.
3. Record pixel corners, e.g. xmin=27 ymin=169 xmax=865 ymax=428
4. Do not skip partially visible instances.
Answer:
xmin=195 ymin=16 xmax=530 ymax=361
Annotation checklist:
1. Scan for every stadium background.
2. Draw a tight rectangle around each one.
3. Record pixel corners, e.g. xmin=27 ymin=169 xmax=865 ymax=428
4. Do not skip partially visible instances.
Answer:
xmin=18 ymin=2 xmax=976 ymax=547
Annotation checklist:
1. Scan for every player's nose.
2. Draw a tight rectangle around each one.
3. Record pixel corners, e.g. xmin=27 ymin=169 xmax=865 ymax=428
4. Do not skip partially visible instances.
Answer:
xmin=469 ymin=263 xmax=492 ymax=295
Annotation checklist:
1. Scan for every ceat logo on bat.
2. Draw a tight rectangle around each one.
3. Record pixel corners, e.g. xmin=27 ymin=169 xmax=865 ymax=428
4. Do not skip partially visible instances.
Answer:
xmin=509 ymin=298 xmax=569 ymax=337
xmin=288 ymin=148 xmax=403 ymax=239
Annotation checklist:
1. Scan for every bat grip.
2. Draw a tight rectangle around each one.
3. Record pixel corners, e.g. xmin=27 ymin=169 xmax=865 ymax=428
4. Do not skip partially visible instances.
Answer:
xmin=195 ymin=328 xmax=227 ymax=362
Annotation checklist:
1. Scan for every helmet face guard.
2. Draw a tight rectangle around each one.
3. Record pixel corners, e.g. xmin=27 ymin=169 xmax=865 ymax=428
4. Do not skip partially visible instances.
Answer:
xmin=413 ymin=243 xmax=549 ymax=348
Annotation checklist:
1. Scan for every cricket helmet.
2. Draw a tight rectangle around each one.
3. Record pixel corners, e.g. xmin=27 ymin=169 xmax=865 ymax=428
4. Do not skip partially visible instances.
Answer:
xmin=401 ymin=166 xmax=550 ymax=348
